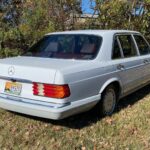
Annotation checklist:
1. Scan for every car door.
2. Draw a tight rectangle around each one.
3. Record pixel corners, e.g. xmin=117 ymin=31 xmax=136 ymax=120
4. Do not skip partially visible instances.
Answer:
xmin=112 ymin=34 xmax=144 ymax=95
xmin=133 ymin=34 xmax=150 ymax=84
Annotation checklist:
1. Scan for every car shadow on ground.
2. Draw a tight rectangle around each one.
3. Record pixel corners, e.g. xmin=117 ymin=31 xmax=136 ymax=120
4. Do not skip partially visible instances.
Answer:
xmin=12 ymin=84 xmax=150 ymax=129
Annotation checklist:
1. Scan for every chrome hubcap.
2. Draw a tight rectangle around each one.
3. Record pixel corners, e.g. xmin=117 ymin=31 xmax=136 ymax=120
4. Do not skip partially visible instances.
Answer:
xmin=103 ymin=89 xmax=116 ymax=115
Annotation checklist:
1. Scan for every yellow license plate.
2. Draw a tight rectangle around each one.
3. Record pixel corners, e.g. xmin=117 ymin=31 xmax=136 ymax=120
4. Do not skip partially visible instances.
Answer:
xmin=4 ymin=82 xmax=22 ymax=96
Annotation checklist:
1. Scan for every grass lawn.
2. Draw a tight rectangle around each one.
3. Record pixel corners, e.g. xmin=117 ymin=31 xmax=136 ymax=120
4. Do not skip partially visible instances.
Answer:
xmin=1 ymin=85 xmax=150 ymax=150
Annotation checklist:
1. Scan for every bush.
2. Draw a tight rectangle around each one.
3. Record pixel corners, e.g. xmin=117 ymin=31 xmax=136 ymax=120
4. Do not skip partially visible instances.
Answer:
xmin=0 ymin=48 xmax=22 ymax=58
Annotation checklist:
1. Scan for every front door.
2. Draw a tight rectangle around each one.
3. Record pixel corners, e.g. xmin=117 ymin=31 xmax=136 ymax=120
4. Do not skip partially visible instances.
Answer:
xmin=133 ymin=34 xmax=150 ymax=84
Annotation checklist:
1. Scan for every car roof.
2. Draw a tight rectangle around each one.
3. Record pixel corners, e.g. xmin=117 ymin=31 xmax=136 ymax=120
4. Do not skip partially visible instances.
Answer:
xmin=46 ymin=30 xmax=140 ymax=36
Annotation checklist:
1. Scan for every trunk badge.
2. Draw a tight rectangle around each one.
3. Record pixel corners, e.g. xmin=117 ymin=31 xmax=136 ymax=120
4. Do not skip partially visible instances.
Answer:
xmin=8 ymin=66 xmax=15 ymax=76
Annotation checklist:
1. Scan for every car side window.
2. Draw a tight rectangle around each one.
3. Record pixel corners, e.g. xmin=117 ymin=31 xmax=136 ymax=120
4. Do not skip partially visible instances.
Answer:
xmin=118 ymin=35 xmax=137 ymax=58
xmin=134 ymin=35 xmax=150 ymax=55
xmin=112 ymin=37 xmax=122 ymax=59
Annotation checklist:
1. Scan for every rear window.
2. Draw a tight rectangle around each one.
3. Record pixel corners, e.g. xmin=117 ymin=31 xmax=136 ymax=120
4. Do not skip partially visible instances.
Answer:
xmin=23 ymin=34 xmax=102 ymax=60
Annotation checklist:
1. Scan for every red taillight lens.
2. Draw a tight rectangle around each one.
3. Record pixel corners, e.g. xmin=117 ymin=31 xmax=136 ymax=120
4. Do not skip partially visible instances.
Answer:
xmin=33 ymin=83 xmax=70 ymax=99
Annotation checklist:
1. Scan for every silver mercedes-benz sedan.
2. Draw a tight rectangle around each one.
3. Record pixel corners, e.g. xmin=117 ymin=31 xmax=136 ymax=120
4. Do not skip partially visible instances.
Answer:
xmin=0 ymin=30 xmax=149 ymax=120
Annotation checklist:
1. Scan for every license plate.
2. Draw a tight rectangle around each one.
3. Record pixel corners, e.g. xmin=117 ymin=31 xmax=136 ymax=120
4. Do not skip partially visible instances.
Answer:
xmin=4 ymin=82 xmax=22 ymax=96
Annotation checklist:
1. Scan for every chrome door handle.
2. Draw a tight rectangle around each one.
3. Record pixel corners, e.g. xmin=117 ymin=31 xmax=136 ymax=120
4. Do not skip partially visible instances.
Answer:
xmin=143 ymin=59 xmax=149 ymax=64
xmin=117 ymin=64 xmax=125 ymax=70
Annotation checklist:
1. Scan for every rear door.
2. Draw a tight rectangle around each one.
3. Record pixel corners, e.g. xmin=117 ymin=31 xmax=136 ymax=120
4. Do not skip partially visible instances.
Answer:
xmin=112 ymin=34 xmax=144 ymax=95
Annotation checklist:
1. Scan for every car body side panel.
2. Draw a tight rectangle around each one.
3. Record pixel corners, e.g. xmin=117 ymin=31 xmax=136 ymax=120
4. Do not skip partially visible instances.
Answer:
xmin=57 ymin=63 xmax=122 ymax=103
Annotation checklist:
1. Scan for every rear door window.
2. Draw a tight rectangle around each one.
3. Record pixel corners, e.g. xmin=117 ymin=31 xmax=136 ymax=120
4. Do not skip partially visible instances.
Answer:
xmin=134 ymin=35 xmax=150 ymax=55
xmin=118 ymin=35 xmax=137 ymax=58
xmin=112 ymin=37 xmax=122 ymax=59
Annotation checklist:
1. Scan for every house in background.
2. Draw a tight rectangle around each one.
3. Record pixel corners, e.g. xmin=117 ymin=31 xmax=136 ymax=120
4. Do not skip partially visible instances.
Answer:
xmin=77 ymin=13 xmax=98 ymax=23
xmin=132 ymin=2 xmax=144 ymax=16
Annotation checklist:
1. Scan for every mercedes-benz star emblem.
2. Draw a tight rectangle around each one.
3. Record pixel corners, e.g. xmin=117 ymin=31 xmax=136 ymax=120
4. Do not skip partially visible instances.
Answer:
xmin=8 ymin=66 xmax=15 ymax=76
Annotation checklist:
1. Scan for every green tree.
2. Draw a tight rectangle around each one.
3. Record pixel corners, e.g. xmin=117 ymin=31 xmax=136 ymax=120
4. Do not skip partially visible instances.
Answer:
xmin=87 ymin=0 xmax=150 ymax=41
xmin=0 ymin=0 xmax=82 ymax=55
xmin=0 ymin=0 xmax=24 ymax=57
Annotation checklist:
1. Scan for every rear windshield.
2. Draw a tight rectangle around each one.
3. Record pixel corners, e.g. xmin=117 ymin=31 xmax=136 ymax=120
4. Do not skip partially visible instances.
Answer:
xmin=23 ymin=34 xmax=102 ymax=60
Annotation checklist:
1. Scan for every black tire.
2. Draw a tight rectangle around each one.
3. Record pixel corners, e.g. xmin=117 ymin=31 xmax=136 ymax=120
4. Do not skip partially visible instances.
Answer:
xmin=99 ymin=85 xmax=117 ymax=116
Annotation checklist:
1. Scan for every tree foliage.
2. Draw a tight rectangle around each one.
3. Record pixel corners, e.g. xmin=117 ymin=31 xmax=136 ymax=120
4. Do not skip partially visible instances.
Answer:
xmin=0 ymin=0 xmax=82 ymax=56
xmin=0 ymin=0 xmax=149 ymax=58
xmin=87 ymin=0 xmax=150 ymax=41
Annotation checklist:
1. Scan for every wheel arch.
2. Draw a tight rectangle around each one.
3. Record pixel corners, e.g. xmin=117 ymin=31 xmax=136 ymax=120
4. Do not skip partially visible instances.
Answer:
xmin=99 ymin=78 xmax=122 ymax=99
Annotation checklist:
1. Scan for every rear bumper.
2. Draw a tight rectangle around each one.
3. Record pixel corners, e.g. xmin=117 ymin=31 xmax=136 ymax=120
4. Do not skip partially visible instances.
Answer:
xmin=0 ymin=95 xmax=100 ymax=120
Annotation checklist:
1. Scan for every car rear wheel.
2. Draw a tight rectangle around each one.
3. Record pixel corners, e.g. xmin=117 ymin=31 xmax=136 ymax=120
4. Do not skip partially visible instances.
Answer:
xmin=100 ymin=85 xmax=117 ymax=116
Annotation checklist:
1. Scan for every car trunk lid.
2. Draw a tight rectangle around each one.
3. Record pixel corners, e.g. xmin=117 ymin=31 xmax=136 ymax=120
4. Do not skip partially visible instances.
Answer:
xmin=0 ymin=57 xmax=60 ymax=103
xmin=0 ymin=56 xmax=87 ymax=104
xmin=0 ymin=56 xmax=57 ymax=83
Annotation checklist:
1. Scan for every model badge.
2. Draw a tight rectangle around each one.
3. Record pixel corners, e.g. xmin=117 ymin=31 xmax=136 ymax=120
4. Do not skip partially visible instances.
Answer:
xmin=8 ymin=66 xmax=15 ymax=76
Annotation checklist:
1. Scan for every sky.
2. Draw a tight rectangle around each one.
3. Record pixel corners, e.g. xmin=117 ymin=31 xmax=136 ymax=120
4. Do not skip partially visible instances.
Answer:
xmin=82 ymin=0 xmax=95 ymax=14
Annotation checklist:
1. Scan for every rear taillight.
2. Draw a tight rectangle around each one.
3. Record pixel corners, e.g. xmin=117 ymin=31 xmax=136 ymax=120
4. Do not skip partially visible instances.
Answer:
xmin=33 ymin=83 xmax=70 ymax=99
